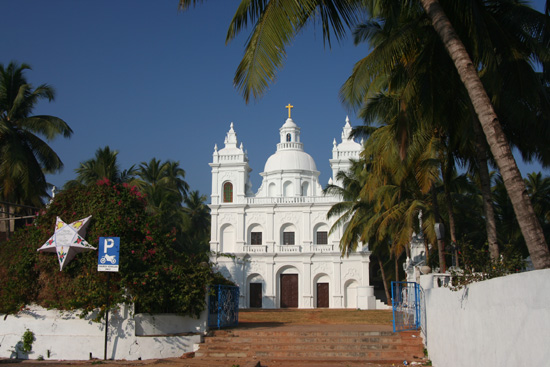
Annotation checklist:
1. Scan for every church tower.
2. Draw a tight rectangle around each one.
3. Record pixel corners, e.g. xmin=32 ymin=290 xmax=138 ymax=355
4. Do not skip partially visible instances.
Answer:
xmin=329 ymin=116 xmax=363 ymax=187
xmin=209 ymin=122 xmax=252 ymax=206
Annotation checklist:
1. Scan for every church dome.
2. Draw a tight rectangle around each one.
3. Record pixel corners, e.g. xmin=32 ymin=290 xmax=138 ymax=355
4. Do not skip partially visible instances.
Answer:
xmin=264 ymin=149 xmax=317 ymax=173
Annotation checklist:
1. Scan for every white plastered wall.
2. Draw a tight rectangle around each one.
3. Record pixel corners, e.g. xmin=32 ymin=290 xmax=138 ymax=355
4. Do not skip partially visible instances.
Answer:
xmin=0 ymin=304 xmax=206 ymax=360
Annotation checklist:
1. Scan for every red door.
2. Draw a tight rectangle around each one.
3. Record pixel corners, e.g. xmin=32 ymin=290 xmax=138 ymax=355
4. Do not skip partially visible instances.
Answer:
xmin=250 ymin=283 xmax=262 ymax=308
xmin=316 ymin=283 xmax=329 ymax=308
xmin=280 ymin=274 xmax=298 ymax=308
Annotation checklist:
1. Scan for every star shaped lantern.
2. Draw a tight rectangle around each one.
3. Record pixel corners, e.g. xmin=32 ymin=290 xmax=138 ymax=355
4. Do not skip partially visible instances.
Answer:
xmin=38 ymin=216 xmax=96 ymax=270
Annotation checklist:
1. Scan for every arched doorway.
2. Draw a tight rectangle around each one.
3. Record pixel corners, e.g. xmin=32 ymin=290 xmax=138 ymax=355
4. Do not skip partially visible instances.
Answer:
xmin=278 ymin=266 xmax=299 ymax=308
xmin=314 ymin=274 xmax=330 ymax=308
xmin=247 ymin=274 xmax=264 ymax=308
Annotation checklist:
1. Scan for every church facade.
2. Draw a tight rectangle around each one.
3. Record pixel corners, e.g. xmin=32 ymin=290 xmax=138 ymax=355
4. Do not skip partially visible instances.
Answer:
xmin=209 ymin=109 xmax=382 ymax=309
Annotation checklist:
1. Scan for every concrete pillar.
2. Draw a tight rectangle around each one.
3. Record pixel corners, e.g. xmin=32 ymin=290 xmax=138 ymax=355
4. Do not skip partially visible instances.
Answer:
xmin=302 ymin=261 xmax=313 ymax=308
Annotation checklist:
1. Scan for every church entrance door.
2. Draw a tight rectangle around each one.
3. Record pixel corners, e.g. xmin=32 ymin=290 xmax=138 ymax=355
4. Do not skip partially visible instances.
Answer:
xmin=249 ymin=283 xmax=262 ymax=308
xmin=316 ymin=283 xmax=329 ymax=308
xmin=280 ymin=274 xmax=298 ymax=308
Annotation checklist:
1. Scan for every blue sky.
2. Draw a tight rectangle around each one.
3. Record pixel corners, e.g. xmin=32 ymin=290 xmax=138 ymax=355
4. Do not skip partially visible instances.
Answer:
xmin=2 ymin=1 xmax=548 ymax=198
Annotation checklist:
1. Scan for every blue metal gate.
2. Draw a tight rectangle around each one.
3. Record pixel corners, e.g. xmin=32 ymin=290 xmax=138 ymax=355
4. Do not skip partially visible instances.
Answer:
xmin=208 ymin=285 xmax=239 ymax=329
xmin=391 ymin=281 xmax=424 ymax=333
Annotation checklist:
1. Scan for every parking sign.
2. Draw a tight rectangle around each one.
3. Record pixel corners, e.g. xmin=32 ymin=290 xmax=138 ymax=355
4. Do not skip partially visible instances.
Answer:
xmin=98 ymin=237 xmax=120 ymax=272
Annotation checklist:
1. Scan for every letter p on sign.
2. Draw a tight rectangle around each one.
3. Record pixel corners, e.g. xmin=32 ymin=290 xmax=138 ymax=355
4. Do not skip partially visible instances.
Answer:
xmin=104 ymin=238 xmax=115 ymax=253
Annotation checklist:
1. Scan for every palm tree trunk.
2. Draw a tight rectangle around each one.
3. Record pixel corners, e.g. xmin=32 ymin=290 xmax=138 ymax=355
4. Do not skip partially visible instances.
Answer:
xmin=442 ymin=151 xmax=459 ymax=267
xmin=431 ymin=187 xmax=447 ymax=272
xmin=395 ymin=256 xmax=399 ymax=282
xmin=471 ymin=116 xmax=500 ymax=260
xmin=378 ymin=257 xmax=391 ymax=305
xmin=420 ymin=0 xmax=550 ymax=269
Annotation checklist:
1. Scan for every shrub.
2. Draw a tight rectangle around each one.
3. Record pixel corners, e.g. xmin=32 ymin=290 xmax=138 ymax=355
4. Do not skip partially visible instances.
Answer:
xmin=0 ymin=181 xmax=231 ymax=318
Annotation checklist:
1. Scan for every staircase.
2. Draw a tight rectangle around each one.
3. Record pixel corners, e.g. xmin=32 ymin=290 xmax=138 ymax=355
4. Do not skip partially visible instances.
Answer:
xmin=188 ymin=324 xmax=425 ymax=366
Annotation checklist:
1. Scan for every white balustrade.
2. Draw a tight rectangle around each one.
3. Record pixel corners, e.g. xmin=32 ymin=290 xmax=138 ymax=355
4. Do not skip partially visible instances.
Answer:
xmin=243 ymin=245 xmax=267 ymax=253
xmin=276 ymin=245 xmax=301 ymax=253
xmin=313 ymin=244 xmax=334 ymax=253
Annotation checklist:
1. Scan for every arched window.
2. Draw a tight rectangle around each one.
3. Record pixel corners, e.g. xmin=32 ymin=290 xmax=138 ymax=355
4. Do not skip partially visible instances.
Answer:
xmin=286 ymin=133 xmax=291 ymax=142
xmin=223 ymin=182 xmax=233 ymax=203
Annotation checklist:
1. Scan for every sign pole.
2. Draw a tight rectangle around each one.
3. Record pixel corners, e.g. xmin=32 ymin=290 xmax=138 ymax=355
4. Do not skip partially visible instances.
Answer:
xmin=104 ymin=272 xmax=110 ymax=360
xmin=98 ymin=237 xmax=119 ymax=361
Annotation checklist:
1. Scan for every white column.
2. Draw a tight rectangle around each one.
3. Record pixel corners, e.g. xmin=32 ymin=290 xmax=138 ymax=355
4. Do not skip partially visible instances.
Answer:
xmin=332 ymin=260 xmax=343 ymax=307
xmin=210 ymin=209 xmax=219 ymax=252
xmin=265 ymin=258 xmax=276 ymax=308
xmin=302 ymin=261 xmax=313 ymax=308
xmin=236 ymin=208 xmax=245 ymax=252
xmin=267 ymin=208 xmax=275 ymax=252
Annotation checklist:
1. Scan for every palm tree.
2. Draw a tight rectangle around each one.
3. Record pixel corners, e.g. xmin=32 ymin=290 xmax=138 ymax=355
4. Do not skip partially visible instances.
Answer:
xmin=134 ymin=158 xmax=189 ymax=229
xmin=325 ymin=159 xmax=393 ymax=302
xmin=180 ymin=0 xmax=550 ymax=269
xmin=0 ymin=62 xmax=72 ymax=206
xmin=66 ymin=146 xmax=134 ymax=186
xmin=418 ymin=0 xmax=550 ymax=268
xmin=346 ymin=0 xmax=550 ymax=266
xmin=134 ymin=158 xmax=188 ymax=201
xmin=181 ymin=190 xmax=211 ymax=255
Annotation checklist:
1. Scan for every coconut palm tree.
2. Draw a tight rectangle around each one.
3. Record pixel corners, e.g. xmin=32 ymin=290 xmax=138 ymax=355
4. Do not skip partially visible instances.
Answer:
xmin=180 ymin=0 xmax=550 ymax=268
xmin=134 ymin=158 xmax=189 ymax=230
xmin=181 ymin=190 xmax=211 ymax=255
xmin=418 ymin=0 xmax=550 ymax=268
xmin=66 ymin=146 xmax=134 ymax=186
xmin=0 ymin=62 xmax=72 ymax=206
xmin=134 ymin=158 xmax=188 ymax=202
xmin=344 ymin=0 xmax=550 ymax=265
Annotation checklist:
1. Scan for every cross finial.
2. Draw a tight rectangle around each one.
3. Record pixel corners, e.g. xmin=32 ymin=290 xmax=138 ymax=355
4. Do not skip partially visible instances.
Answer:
xmin=285 ymin=103 xmax=294 ymax=118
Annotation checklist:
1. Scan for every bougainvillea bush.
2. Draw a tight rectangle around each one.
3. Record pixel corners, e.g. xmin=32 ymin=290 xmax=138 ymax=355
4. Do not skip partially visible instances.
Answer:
xmin=0 ymin=180 xmax=230 ymax=318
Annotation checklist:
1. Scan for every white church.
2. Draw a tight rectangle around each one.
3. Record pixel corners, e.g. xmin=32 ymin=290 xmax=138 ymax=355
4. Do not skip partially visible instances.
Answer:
xmin=209 ymin=106 xmax=386 ymax=309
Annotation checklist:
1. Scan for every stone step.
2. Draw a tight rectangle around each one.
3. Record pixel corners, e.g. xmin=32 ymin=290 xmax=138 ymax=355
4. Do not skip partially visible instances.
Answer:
xmin=200 ymin=342 xmax=422 ymax=352
xmin=257 ymin=358 xmax=415 ymax=366
xmin=178 ymin=358 xmax=406 ymax=367
xmin=211 ymin=329 xmax=395 ymax=337
xmin=196 ymin=347 xmax=423 ymax=359
xmin=205 ymin=336 xmax=417 ymax=345
xmin=175 ymin=358 xmax=261 ymax=367
xmin=195 ymin=327 xmax=424 ymax=365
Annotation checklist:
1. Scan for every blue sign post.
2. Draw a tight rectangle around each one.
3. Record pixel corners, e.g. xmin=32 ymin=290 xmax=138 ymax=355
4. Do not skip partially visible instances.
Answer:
xmin=97 ymin=237 xmax=120 ymax=360
xmin=98 ymin=237 xmax=120 ymax=272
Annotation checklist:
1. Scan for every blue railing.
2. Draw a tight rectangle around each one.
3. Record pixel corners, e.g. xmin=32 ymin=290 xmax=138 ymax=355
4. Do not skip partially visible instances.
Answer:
xmin=208 ymin=285 xmax=239 ymax=329
xmin=391 ymin=281 xmax=423 ymax=333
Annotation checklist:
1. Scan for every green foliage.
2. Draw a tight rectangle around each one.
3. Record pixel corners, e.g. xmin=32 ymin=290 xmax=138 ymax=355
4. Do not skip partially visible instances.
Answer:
xmin=0 ymin=181 xmax=231 ymax=318
xmin=449 ymin=241 xmax=525 ymax=290
xmin=0 ymin=61 xmax=72 ymax=206
xmin=20 ymin=329 xmax=35 ymax=353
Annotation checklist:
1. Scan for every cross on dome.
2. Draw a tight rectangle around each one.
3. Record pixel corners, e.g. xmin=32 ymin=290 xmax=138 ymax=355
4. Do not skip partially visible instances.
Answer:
xmin=285 ymin=103 xmax=294 ymax=118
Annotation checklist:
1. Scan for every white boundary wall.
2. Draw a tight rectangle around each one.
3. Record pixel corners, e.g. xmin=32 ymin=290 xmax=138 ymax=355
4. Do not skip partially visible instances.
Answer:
xmin=422 ymin=269 xmax=550 ymax=367
xmin=0 ymin=304 xmax=206 ymax=360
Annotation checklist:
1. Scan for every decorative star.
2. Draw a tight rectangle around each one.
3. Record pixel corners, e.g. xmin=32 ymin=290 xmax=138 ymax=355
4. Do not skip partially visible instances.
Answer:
xmin=37 ymin=216 xmax=96 ymax=271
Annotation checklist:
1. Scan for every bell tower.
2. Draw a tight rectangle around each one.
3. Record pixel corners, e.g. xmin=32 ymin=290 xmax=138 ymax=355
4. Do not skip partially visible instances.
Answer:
xmin=210 ymin=122 xmax=252 ymax=205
